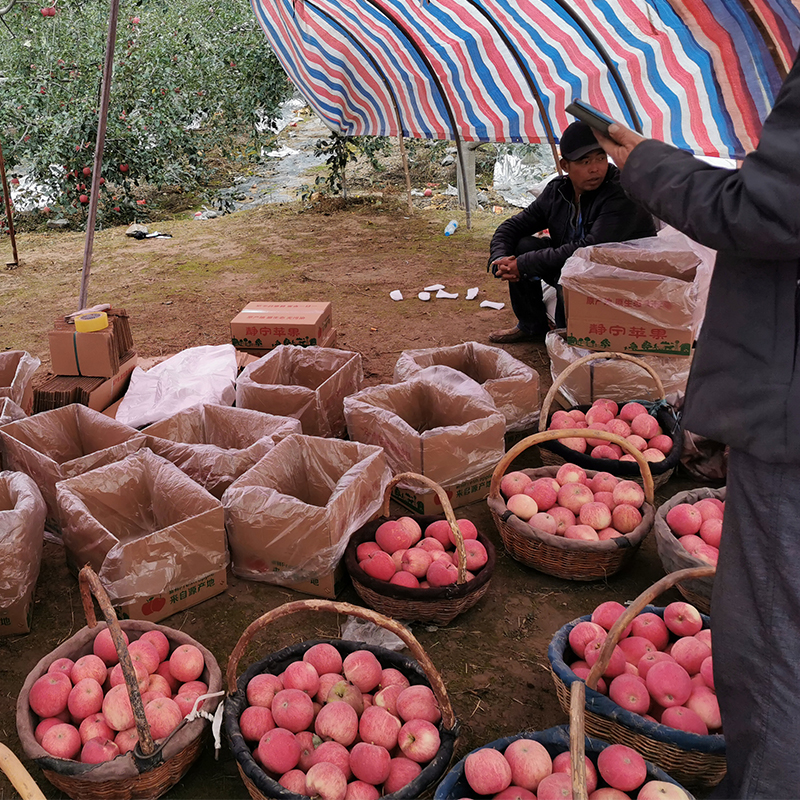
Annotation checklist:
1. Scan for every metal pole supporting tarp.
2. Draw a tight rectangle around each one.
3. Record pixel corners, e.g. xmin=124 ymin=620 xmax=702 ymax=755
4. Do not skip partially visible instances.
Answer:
xmin=77 ymin=0 xmax=120 ymax=309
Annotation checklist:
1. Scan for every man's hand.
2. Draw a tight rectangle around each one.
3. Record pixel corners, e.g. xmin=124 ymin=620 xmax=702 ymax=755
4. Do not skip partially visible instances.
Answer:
xmin=491 ymin=255 xmax=521 ymax=282
xmin=594 ymin=123 xmax=646 ymax=171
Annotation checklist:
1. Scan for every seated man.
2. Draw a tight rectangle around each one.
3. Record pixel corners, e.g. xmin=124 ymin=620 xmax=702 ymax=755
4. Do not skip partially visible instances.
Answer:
xmin=487 ymin=121 xmax=657 ymax=343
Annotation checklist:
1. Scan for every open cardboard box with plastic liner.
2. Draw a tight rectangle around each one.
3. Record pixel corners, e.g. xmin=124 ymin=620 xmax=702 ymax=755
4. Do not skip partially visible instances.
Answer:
xmin=56 ymin=448 xmax=229 ymax=622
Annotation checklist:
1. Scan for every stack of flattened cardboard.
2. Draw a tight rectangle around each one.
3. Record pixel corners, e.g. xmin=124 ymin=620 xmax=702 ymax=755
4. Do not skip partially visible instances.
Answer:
xmin=34 ymin=309 xmax=138 ymax=413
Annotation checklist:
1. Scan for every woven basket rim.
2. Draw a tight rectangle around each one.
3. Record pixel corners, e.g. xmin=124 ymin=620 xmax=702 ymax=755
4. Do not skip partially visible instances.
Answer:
xmin=539 ymin=403 xmax=682 ymax=476
xmin=16 ymin=620 xmax=221 ymax=783
xmin=488 ymin=465 xmax=654 ymax=552
xmin=343 ymin=514 xmax=496 ymax=600
xmin=224 ymin=637 xmax=458 ymax=800
xmin=547 ymin=609 xmax=725 ymax=755
xmin=433 ymin=725 xmax=694 ymax=800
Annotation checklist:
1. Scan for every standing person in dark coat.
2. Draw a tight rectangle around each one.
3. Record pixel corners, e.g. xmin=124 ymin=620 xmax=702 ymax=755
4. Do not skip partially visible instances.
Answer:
xmin=594 ymin=51 xmax=800 ymax=799
xmin=486 ymin=120 xmax=656 ymax=343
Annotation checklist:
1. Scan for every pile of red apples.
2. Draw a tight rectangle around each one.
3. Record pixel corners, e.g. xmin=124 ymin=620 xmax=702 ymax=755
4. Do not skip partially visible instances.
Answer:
xmin=665 ymin=497 xmax=724 ymax=567
xmin=28 ymin=628 xmax=209 ymax=763
xmin=501 ymin=464 xmax=647 ymax=542
xmin=567 ymin=599 xmax=720 ymax=738
xmin=459 ymin=738 xmax=689 ymax=799
xmin=547 ymin=398 xmax=672 ymax=463
xmin=240 ymin=642 xmax=444 ymax=800
xmin=357 ymin=516 xmax=488 ymax=588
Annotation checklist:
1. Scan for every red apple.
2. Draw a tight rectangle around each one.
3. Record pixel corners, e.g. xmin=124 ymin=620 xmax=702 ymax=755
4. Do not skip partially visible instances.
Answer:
xmin=597 ymin=743 xmax=647 ymax=792
xmin=464 ymin=747 xmax=512 ymax=795
xmin=350 ymin=742 xmax=392 ymax=785
xmin=503 ymin=738 xmax=553 ymax=791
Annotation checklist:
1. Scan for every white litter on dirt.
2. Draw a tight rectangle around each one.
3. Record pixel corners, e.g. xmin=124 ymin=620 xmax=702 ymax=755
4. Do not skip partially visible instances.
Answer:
xmin=424 ymin=283 xmax=445 ymax=291
xmin=390 ymin=290 xmax=403 ymax=301
xmin=418 ymin=291 xmax=431 ymax=301
xmin=435 ymin=289 xmax=459 ymax=299
xmin=466 ymin=287 xmax=479 ymax=300
xmin=480 ymin=300 xmax=505 ymax=310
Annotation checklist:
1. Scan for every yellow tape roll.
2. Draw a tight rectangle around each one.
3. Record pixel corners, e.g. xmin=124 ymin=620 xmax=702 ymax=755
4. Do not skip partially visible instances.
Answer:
xmin=74 ymin=311 xmax=109 ymax=332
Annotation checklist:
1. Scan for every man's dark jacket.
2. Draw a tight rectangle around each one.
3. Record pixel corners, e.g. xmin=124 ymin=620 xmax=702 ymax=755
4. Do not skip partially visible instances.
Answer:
xmin=620 ymin=53 xmax=800 ymax=463
xmin=488 ymin=164 xmax=656 ymax=285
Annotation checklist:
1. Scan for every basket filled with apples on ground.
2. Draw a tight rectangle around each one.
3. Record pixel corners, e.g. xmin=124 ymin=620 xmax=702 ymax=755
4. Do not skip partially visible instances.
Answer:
xmin=15 ymin=565 xmax=223 ymax=800
xmin=488 ymin=430 xmax=655 ymax=580
xmin=538 ymin=352 xmax=682 ymax=490
xmin=434 ymin=670 xmax=695 ymax=800
xmin=343 ymin=472 xmax=496 ymax=626
xmin=548 ymin=566 xmax=725 ymax=789
xmin=223 ymin=598 xmax=459 ymax=800
xmin=653 ymin=488 xmax=725 ymax=614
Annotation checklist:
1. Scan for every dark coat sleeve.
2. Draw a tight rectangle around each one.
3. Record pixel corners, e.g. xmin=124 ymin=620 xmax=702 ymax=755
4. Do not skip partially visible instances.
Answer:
xmin=621 ymin=56 xmax=800 ymax=260
xmin=488 ymin=190 xmax=551 ymax=266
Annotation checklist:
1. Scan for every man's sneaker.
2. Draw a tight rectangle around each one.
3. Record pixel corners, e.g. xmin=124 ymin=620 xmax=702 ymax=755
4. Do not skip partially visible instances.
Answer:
xmin=488 ymin=326 xmax=543 ymax=344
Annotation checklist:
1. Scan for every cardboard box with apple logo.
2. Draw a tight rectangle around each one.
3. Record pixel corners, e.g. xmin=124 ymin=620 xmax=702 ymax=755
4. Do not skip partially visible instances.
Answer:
xmin=56 ymin=448 xmax=229 ymax=623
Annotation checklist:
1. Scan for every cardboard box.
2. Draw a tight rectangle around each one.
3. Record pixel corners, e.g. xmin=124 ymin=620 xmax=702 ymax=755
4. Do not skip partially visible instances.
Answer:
xmin=223 ymin=434 xmax=390 ymax=598
xmin=545 ymin=329 xmax=693 ymax=407
xmin=0 ymin=405 xmax=147 ymax=529
xmin=86 ymin=353 xmax=138 ymax=411
xmin=391 ymin=469 xmax=494 ymax=515
xmin=561 ymin=241 xmax=705 ymax=357
xmin=237 ymin=327 xmax=337 ymax=357
xmin=231 ymin=302 xmax=333 ymax=351
xmin=57 ymin=449 xmax=229 ymax=623
xmin=115 ymin=567 xmax=227 ymax=622
xmin=393 ymin=342 xmax=540 ymax=435
xmin=0 ymin=350 xmax=39 ymax=415
xmin=344 ymin=375 xmax=506 ymax=489
xmin=235 ymin=344 xmax=362 ymax=438
xmin=49 ymin=327 xmax=120 ymax=377
xmin=0 ymin=471 xmax=45 ymax=637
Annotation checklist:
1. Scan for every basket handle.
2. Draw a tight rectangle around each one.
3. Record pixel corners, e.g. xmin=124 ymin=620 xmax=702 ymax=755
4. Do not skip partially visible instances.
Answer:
xmin=78 ymin=565 xmax=157 ymax=757
xmin=569 ymin=681 xmax=588 ymax=800
xmin=585 ymin=566 xmax=716 ymax=690
xmin=225 ymin=599 xmax=457 ymax=730
xmin=0 ymin=742 xmax=47 ymax=800
xmin=489 ymin=429 xmax=655 ymax=505
xmin=382 ymin=472 xmax=467 ymax=583
xmin=539 ymin=352 xmax=667 ymax=432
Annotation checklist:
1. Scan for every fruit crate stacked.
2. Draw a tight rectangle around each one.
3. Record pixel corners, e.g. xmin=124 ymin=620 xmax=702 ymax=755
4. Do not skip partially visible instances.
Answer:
xmin=487 ymin=430 xmax=655 ymax=580
xmin=223 ymin=599 xmax=459 ymax=800
xmin=343 ymin=472 xmax=496 ymax=625
xmin=548 ymin=567 xmax=725 ymax=789
xmin=15 ymin=566 xmax=222 ymax=800
xmin=538 ymin=352 xmax=682 ymax=490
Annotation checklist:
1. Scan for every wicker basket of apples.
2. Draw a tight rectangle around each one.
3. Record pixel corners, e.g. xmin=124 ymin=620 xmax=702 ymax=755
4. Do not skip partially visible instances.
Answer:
xmin=15 ymin=565 xmax=223 ymax=800
xmin=653 ymin=488 xmax=725 ymax=614
xmin=435 ymin=677 xmax=695 ymax=800
xmin=547 ymin=566 xmax=725 ymax=789
xmin=488 ymin=430 xmax=655 ymax=580
xmin=343 ymin=472 xmax=496 ymax=626
xmin=223 ymin=598 xmax=459 ymax=800
xmin=538 ymin=352 xmax=682 ymax=490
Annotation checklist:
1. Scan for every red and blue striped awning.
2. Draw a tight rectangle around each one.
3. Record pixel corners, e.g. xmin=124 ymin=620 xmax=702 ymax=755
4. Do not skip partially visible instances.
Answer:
xmin=252 ymin=0 xmax=800 ymax=159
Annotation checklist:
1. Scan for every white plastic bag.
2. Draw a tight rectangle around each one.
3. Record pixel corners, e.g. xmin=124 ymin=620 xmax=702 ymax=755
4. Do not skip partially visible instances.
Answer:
xmin=116 ymin=345 xmax=237 ymax=428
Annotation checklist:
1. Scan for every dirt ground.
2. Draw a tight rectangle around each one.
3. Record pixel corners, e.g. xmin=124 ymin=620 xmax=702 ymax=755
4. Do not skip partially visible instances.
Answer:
xmin=0 ymin=191 xmax=706 ymax=799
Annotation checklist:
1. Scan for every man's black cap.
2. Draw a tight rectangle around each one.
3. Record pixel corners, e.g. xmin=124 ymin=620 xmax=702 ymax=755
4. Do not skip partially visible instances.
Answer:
xmin=559 ymin=121 xmax=604 ymax=161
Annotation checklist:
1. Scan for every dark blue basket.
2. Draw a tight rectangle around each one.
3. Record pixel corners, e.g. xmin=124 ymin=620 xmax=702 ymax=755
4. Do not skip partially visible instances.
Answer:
xmin=547 ymin=607 xmax=726 ymax=788
xmin=434 ymin=725 xmax=694 ymax=799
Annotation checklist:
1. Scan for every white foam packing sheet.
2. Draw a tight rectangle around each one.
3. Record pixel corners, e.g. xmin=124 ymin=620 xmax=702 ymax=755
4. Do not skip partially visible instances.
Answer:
xmin=480 ymin=300 xmax=505 ymax=310
xmin=435 ymin=289 xmax=459 ymax=299
xmin=390 ymin=290 xmax=403 ymax=301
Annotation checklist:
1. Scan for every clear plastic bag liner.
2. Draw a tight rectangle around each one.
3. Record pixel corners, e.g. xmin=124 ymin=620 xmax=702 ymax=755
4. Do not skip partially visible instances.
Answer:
xmin=235 ymin=345 xmax=363 ymax=438
xmin=0 ymin=404 xmax=147 ymax=526
xmin=222 ymin=434 xmax=391 ymax=584
xmin=0 ymin=398 xmax=26 ymax=426
xmin=0 ymin=351 xmax=40 ymax=409
xmin=116 ymin=344 xmax=238 ymax=428
xmin=393 ymin=342 xmax=540 ymax=432
xmin=341 ymin=617 xmax=407 ymax=651
xmin=344 ymin=366 xmax=506 ymax=487
xmin=546 ymin=330 xmax=692 ymax=407
xmin=0 ymin=471 xmax=46 ymax=607
xmin=560 ymin=230 xmax=713 ymax=331
xmin=143 ymin=403 xmax=302 ymax=498
xmin=57 ymin=448 xmax=228 ymax=604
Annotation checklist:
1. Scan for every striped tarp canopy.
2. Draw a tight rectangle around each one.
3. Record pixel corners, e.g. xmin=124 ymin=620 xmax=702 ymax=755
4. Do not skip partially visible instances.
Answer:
xmin=252 ymin=0 xmax=800 ymax=160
